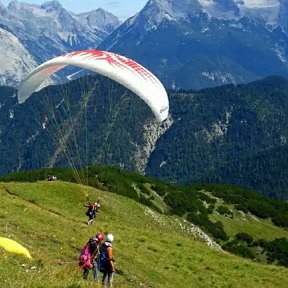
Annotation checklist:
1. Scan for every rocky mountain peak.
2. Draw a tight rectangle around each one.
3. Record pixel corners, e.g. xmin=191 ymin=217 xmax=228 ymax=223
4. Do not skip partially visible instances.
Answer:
xmin=144 ymin=0 xmax=202 ymax=20
xmin=7 ymin=0 xmax=37 ymax=11
xmin=206 ymin=0 xmax=240 ymax=17
xmin=125 ymin=0 xmax=288 ymax=35
xmin=41 ymin=0 xmax=63 ymax=12
xmin=134 ymin=0 xmax=241 ymax=32
xmin=77 ymin=8 xmax=121 ymax=34
xmin=144 ymin=0 xmax=242 ymax=20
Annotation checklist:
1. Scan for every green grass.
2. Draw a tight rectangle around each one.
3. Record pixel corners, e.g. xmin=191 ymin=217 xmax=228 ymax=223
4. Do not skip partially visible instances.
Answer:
xmin=0 ymin=181 xmax=287 ymax=287
xmin=207 ymin=192 xmax=288 ymax=241
xmin=211 ymin=209 xmax=288 ymax=241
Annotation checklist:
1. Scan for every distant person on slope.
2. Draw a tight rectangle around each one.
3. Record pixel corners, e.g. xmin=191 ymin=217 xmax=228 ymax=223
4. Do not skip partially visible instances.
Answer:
xmin=99 ymin=233 xmax=115 ymax=288
xmin=79 ymin=232 xmax=105 ymax=281
xmin=47 ymin=175 xmax=57 ymax=181
xmin=84 ymin=200 xmax=100 ymax=225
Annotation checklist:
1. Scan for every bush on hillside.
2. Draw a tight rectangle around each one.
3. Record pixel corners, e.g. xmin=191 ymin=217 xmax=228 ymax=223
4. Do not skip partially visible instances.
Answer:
xmin=188 ymin=213 xmax=228 ymax=241
xmin=198 ymin=192 xmax=217 ymax=205
xmin=271 ymin=213 xmax=288 ymax=228
xmin=207 ymin=204 xmax=215 ymax=214
xmin=245 ymin=200 xmax=276 ymax=219
xmin=235 ymin=233 xmax=253 ymax=244
xmin=138 ymin=183 xmax=151 ymax=195
xmin=217 ymin=205 xmax=233 ymax=217
xmin=252 ymin=239 xmax=267 ymax=248
xmin=222 ymin=240 xmax=256 ymax=260
xmin=164 ymin=188 xmax=202 ymax=216
xmin=235 ymin=203 xmax=249 ymax=213
xmin=192 ymin=184 xmax=287 ymax=229
xmin=139 ymin=195 xmax=153 ymax=207
xmin=264 ymin=238 xmax=288 ymax=267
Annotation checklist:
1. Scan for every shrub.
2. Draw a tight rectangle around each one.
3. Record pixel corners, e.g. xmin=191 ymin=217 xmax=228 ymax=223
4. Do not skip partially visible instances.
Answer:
xmin=252 ymin=239 xmax=267 ymax=248
xmin=139 ymin=195 xmax=152 ymax=207
xmin=188 ymin=213 xmax=228 ymax=241
xmin=235 ymin=233 xmax=253 ymax=244
xmin=217 ymin=205 xmax=233 ymax=217
xmin=222 ymin=241 xmax=256 ymax=259
xmin=246 ymin=200 xmax=276 ymax=219
xmin=264 ymin=238 xmax=288 ymax=267
xmin=198 ymin=192 xmax=217 ymax=204
xmin=271 ymin=213 xmax=288 ymax=228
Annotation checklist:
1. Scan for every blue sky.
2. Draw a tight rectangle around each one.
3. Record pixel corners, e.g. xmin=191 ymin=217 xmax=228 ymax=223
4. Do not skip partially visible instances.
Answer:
xmin=2 ymin=0 xmax=148 ymax=20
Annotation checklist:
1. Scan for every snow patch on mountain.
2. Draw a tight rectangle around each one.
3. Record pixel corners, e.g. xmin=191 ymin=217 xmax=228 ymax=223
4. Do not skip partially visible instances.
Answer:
xmin=237 ymin=0 xmax=280 ymax=28
xmin=198 ymin=0 xmax=240 ymax=19
xmin=196 ymin=0 xmax=280 ymax=25
xmin=120 ymin=0 xmax=250 ymax=35
xmin=139 ymin=0 xmax=288 ymax=33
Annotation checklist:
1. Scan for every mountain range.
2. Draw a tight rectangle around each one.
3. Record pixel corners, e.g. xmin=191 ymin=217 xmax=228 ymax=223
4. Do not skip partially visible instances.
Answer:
xmin=0 ymin=0 xmax=288 ymax=89
xmin=1 ymin=2 xmax=288 ymax=286
xmin=0 ymin=0 xmax=121 ymax=86
xmin=1 ymin=0 xmax=288 ymax=89
xmin=100 ymin=0 xmax=288 ymax=89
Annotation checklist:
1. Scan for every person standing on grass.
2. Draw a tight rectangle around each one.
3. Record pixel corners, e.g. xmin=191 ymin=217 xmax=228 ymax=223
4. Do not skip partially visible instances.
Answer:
xmin=84 ymin=200 xmax=100 ymax=225
xmin=80 ymin=232 xmax=105 ymax=281
xmin=98 ymin=233 xmax=115 ymax=288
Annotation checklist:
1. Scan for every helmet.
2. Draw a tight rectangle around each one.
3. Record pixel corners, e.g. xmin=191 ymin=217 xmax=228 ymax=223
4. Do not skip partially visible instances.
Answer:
xmin=106 ymin=234 xmax=114 ymax=243
xmin=96 ymin=233 xmax=104 ymax=242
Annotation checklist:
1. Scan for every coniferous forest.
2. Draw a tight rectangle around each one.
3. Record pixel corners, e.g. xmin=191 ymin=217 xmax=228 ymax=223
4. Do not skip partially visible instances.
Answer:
xmin=1 ymin=76 xmax=288 ymax=199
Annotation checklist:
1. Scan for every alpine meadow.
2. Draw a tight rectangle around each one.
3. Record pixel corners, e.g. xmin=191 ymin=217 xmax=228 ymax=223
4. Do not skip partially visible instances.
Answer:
xmin=0 ymin=1 xmax=288 ymax=288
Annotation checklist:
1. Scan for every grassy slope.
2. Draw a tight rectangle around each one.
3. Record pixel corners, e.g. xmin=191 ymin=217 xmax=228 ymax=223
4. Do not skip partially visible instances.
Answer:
xmin=206 ymin=192 xmax=288 ymax=241
xmin=0 ymin=181 xmax=287 ymax=288
xmin=210 ymin=208 xmax=288 ymax=241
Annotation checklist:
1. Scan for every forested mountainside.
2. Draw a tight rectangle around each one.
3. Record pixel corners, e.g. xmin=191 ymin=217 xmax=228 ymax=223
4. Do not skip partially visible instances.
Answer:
xmin=1 ymin=76 xmax=288 ymax=198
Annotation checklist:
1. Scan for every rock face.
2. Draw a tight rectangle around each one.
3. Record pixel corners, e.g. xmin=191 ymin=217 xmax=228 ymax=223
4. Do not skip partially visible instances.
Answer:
xmin=134 ymin=116 xmax=174 ymax=173
xmin=0 ymin=0 xmax=120 ymax=86
xmin=77 ymin=8 xmax=121 ymax=34
xmin=0 ymin=28 xmax=37 ymax=87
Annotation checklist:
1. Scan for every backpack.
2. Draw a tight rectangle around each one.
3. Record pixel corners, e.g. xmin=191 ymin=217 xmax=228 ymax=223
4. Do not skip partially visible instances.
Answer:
xmin=98 ymin=242 xmax=112 ymax=272
xmin=78 ymin=238 xmax=97 ymax=269
xmin=86 ymin=207 xmax=92 ymax=217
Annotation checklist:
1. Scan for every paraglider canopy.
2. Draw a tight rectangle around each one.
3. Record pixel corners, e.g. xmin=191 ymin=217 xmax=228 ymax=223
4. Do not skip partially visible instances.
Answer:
xmin=17 ymin=50 xmax=169 ymax=122
xmin=0 ymin=237 xmax=32 ymax=259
